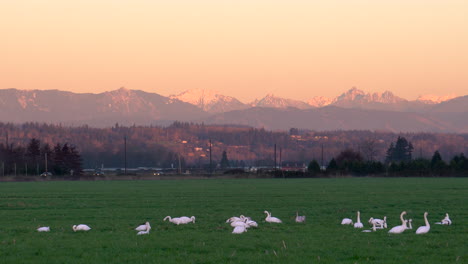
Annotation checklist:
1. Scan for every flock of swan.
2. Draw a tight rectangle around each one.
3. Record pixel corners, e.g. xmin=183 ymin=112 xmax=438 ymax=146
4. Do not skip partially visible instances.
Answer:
xmin=35 ymin=211 xmax=450 ymax=235
xmin=35 ymin=211 xmax=306 ymax=235
xmin=341 ymin=211 xmax=452 ymax=234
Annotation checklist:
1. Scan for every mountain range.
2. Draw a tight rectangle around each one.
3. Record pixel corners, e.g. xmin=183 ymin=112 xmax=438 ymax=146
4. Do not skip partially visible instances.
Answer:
xmin=0 ymin=87 xmax=466 ymax=132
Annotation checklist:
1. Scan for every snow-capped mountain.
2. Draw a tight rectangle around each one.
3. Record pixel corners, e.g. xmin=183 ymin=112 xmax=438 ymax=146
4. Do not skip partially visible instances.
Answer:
xmin=250 ymin=94 xmax=312 ymax=109
xmin=332 ymin=87 xmax=406 ymax=105
xmin=0 ymin=88 xmax=207 ymax=126
xmin=170 ymin=88 xmax=247 ymax=113
xmin=307 ymin=96 xmax=333 ymax=107
xmin=417 ymin=94 xmax=458 ymax=104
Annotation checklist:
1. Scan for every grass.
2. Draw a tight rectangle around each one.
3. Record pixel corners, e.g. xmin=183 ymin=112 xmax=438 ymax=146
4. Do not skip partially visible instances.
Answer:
xmin=0 ymin=178 xmax=467 ymax=263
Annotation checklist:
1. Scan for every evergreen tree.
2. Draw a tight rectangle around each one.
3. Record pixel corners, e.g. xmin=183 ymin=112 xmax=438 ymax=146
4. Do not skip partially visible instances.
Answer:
xmin=25 ymin=138 xmax=41 ymax=175
xmin=220 ymin=150 xmax=230 ymax=169
xmin=308 ymin=160 xmax=321 ymax=175
xmin=386 ymin=136 xmax=413 ymax=163
xmin=327 ymin=158 xmax=339 ymax=171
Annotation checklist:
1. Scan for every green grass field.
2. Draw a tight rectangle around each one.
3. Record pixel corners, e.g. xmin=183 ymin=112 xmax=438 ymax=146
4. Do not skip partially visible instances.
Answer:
xmin=0 ymin=178 xmax=467 ymax=263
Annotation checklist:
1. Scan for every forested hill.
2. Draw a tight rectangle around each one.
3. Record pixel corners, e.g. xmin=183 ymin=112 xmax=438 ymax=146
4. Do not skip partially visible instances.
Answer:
xmin=0 ymin=122 xmax=467 ymax=169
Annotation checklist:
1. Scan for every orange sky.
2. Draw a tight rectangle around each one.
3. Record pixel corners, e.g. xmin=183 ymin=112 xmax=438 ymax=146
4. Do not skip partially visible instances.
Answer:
xmin=1 ymin=0 xmax=467 ymax=102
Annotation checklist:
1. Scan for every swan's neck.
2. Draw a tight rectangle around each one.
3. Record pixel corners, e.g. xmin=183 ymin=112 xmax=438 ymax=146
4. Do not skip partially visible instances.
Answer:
xmin=400 ymin=212 xmax=406 ymax=225
xmin=357 ymin=211 xmax=361 ymax=223
xmin=424 ymin=213 xmax=430 ymax=227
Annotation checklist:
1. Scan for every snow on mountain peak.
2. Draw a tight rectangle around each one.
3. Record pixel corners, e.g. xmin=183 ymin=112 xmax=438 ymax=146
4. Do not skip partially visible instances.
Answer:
xmin=417 ymin=94 xmax=457 ymax=104
xmin=170 ymin=88 xmax=245 ymax=112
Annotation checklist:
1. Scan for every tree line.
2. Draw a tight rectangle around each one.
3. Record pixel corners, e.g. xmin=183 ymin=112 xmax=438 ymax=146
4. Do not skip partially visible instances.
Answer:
xmin=0 ymin=137 xmax=83 ymax=176
xmin=306 ymin=136 xmax=468 ymax=177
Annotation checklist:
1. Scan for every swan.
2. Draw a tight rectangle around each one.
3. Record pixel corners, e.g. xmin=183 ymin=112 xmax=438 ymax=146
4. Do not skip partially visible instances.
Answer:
xmin=179 ymin=216 xmax=195 ymax=224
xmin=264 ymin=211 xmax=282 ymax=223
xmin=232 ymin=225 xmax=247 ymax=234
xmin=341 ymin=218 xmax=353 ymax=225
xmin=388 ymin=211 xmax=407 ymax=234
xmin=295 ymin=212 xmax=306 ymax=223
xmin=354 ymin=211 xmax=364 ymax=228
xmin=435 ymin=213 xmax=452 ymax=225
xmin=137 ymin=230 xmax=150 ymax=235
xmin=135 ymin=222 xmax=151 ymax=232
xmin=407 ymin=219 xmax=413 ymax=229
xmin=383 ymin=216 xmax=387 ymax=228
xmin=37 ymin=226 xmax=50 ymax=232
xmin=416 ymin=212 xmax=430 ymax=234
xmin=72 ymin=224 xmax=91 ymax=232
xmin=368 ymin=217 xmax=385 ymax=229
xmin=164 ymin=216 xmax=184 ymax=225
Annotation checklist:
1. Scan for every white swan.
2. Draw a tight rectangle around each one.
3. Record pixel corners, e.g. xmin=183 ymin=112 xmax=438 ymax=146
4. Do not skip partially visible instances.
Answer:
xmin=179 ymin=216 xmax=196 ymax=224
xmin=354 ymin=211 xmax=364 ymax=228
xmin=164 ymin=216 xmax=183 ymax=225
xmin=72 ymin=224 xmax=91 ymax=232
xmin=368 ymin=217 xmax=385 ymax=229
xmin=416 ymin=212 xmax=430 ymax=234
xmin=362 ymin=221 xmax=377 ymax=232
xmin=232 ymin=225 xmax=248 ymax=234
xmin=295 ymin=212 xmax=306 ymax=223
xmin=341 ymin=218 xmax=353 ymax=225
xmin=264 ymin=211 xmax=282 ymax=223
xmin=37 ymin=226 xmax=50 ymax=232
xmin=388 ymin=211 xmax=407 ymax=234
xmin=135 ymin=222 xmax=151 ymax=232
xmin=435 ymin=213 xmax=452 ymax=225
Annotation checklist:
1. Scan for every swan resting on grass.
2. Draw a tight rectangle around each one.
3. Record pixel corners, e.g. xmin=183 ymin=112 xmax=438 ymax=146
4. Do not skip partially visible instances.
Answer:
xmin=354 ymin=211 xmax=364 ymax=228
xmin=435 ymin=213 xmax=452 ymax=225
xmin=135 ymin=222 xmax=151 ymax=232
xmin=416 ymin=212 xmax=430 ymax=235
xmin=37 ymin=226 xmax=50 ymax=232
xmin=72 ymin=224 xmax=91 ymax=232
xmin=295 ymin=212 xmax=306 ymax=223
xmin=388 ymin=211 xmax=407 ymax=234
xmin=264 ymin=211 xmax=282 ymax=223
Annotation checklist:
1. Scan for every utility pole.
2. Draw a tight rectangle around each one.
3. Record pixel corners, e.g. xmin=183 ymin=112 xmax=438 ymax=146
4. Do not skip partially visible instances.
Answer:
xmin=274 ymin=144 xmax=277 ymax=170
xmin=45 ymin=153 xmax=48 ymax=172
xmin=279 ymin=147 xmax=282 ymax=169
xmin=209 ymin=139 xmax=212 ymax=174
xmin=321 ymin=144 xmax=324 ymax=170
xmin=124 ymin=135 xmax=127 ymax=175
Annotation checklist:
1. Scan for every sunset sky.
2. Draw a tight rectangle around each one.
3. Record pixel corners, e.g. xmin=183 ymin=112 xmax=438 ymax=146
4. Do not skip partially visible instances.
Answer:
xmin=1 ymin=0 xmax=467 ymax=102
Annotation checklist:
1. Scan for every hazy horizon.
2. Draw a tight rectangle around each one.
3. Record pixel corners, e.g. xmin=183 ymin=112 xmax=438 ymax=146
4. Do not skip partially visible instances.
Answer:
xmin=2 ymin=0 xmax=467 ymax=102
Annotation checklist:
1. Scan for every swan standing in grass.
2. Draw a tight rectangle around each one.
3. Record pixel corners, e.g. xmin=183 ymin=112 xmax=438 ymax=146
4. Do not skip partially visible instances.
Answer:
xmin=435 ymin=213 xmax=452 ymax=225
xmin=388 ymin=211 xmax=407 ymax=234
xmin=264 ymin=211 xmax=282 ymax=223
xmin=354 ymin=211 xmax=364 ymax=228
xmin=135 ymin=222 xmax=151 ymax=232
xmin=295 ymin=212 xmax=306 ymax=223
xmin=37 ymin=226 xmax=50 ymax=232
xmin=416 ymin=212 xmax=430 ymax=235
xmin=72 ymin=224 xmax=91 ymax=232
